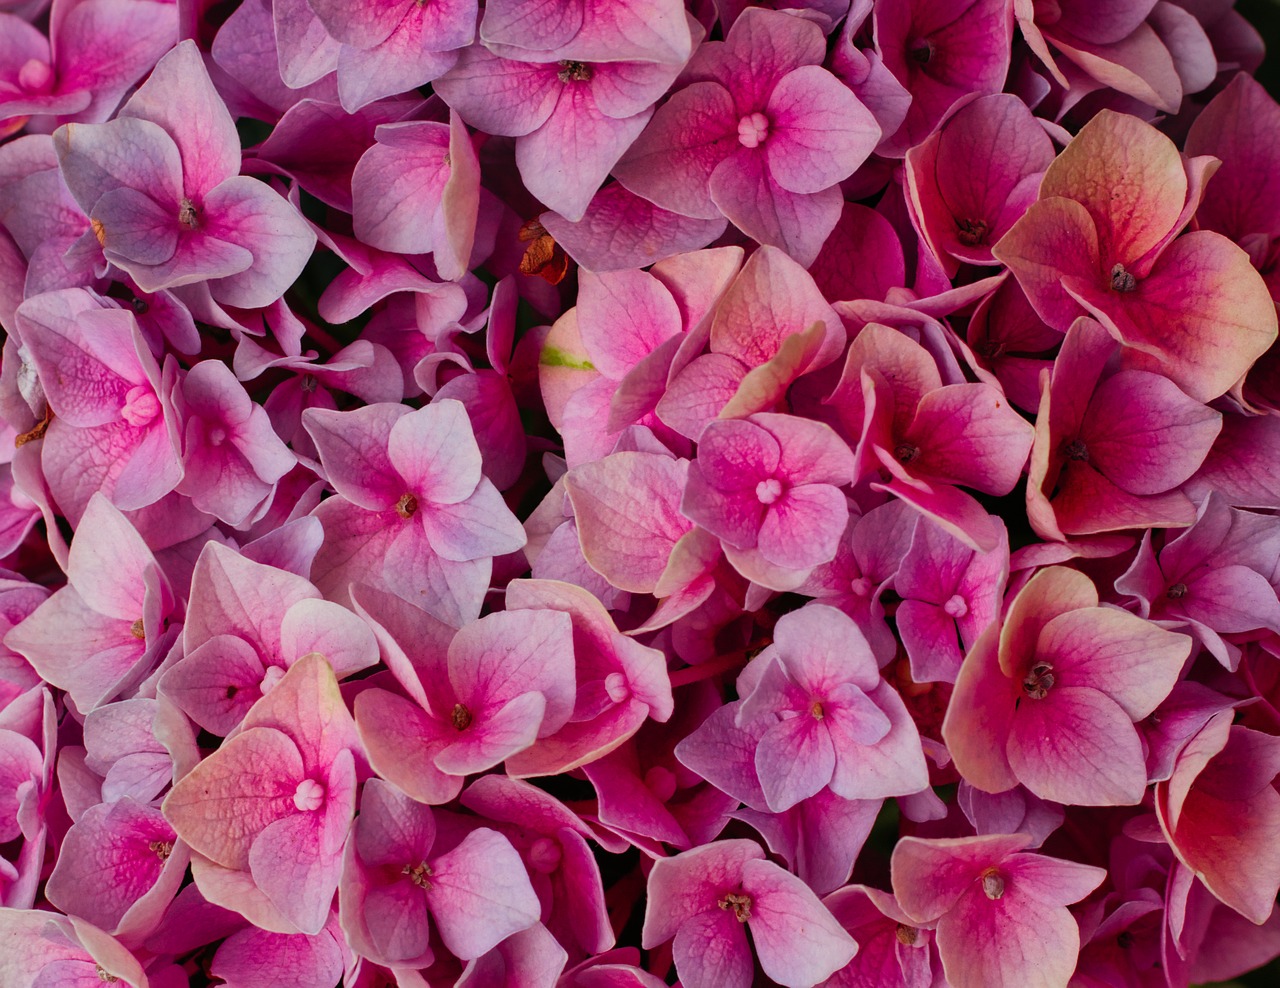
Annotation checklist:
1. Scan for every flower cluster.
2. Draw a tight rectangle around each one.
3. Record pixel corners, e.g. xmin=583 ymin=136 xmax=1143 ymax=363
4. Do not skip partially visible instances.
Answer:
xmin=0 ymin=1 xmax=1278 ymax=986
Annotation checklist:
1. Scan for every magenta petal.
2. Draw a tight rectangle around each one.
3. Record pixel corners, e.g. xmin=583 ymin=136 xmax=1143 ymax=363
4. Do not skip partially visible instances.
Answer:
xmin=756 ymin=714 xmax=835 ymax=812
xmin=764 ymin=65 xmax=879 ymax=196
xmin=1008 ymin=686 xmax=1148 ymax=806
xmin=428 ymin=827 xmax=541 ymax=960
xmin=742 ymin=859 xmax=858 ymax=987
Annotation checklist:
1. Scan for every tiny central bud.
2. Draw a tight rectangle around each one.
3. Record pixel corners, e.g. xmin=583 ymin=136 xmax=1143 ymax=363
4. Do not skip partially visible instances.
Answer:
xmin=557 ymin=60 xmax=592 ymax=83
xmin=737 ymin=112 xmax=770 ymax=149
xmin=206 ymin=425 xmax=228 ymax=446
xmin=604 ymin=671 xmax=630 ymax=703
xmin=396 ymin=492 xmax=419 ymax=518
xmin=96 ymin=965 xmax=119 ymax=984
xmin=120 ymin=385 xmax=160 ymax=427
xmin=896 ymin=924 xmax=920 ymax=946
xmin=529 ymin=836 xmax=563 ymax=874
xmin=943 ymin=594 xmax=968 ymax=619
xmin=18 ymin=58 xmax=53 ymax=93
xmin=402 ymin=860 xmax=433 ymax=888
xmin=1022 ymin=661 xmax=1055 ymax=700
xmin=149 ymin=839 xmax=173 ymax=860
xmin=130 ymin=618 xmax=146 ymax=640
xmin=1166 ymin=582 xmax=1188 ymax=599
xmin=895 ymin=442 xmax=921 ymax=463
xmin=1117 ymin=930 xmax=1135 ymax=949
xmin=178 ymin=197 xmax=200 ymax=230
xmin=1064 ymin=438 xmax=1089 ymax=462
xmin=850 ymin=576 xmax=873 ymax=597
xmin=451 ymin=703 xmax=472 ymax=731
xmin=755 ymin=477 xmax=784 ymax=504
xmin=956 ymin=217 xmax=990 ymax=246
xmin=717 ymin=891 xmax=752 ymax=923
xmin=644 ymin=765 xmax=678 ymax=802
xmin=301 ymin=374 xmax=319 ymax=393
xmin=909 ymin=39 xmax=934 ymax=63
xmin=260 ymin=664 xmax=285 ymax=694
xmin=1110 ymin=262 xmax=1137 ymax=292
xmin=981 ymin=868 xmax=1005 ymax=899
xmin=810 ymin=699 xmax=825 ymax=720
xmin=292 ymin=778 xmax=325 ymax=812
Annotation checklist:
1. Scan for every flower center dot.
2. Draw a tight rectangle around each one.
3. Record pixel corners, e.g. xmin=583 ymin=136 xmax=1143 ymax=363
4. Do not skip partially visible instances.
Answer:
xmin=895 ymin=442 xmax=921 ymax=463
xmin=943 ymin=594 xmax=968 ymax=619
xmin=207 ymin=425 xmax=227 ymax=446
xmin=529 ymin=836 xmax=563 ymax=873
xmin=909 ymin=39 xmax=934 ymax=63
xmin=292 ymin=778 xmax=325 ymax=812
xmin=451 ymin=703 xmax=472 ymax=731
xmin=1166 ymin=583 xmax=1188 ymax=599
xmin=755 ymin=477 xmax=783 ymax=504
xmin=402 ymin=860 xmax=433 ymax=887
xmin=850 ymin=576 xmax=873 ymax=597
xmin=956 ymin=218 xmax=989 ymax=246
xmin=1064 ymin=439 xmax=1089 ymax=462
xmin=120 ymin=385 xmax=160 ymax=427
xmin=18 ymin=59 xmax=53 ymax=94
xmin=1110 ymin=263 xmax=1137 ymax=292
xmin=717 ymin=891 xmax=752 ymax=922
xmin=178 ymin=197 xmax=200 ymax=230
xmin=130 ymin=618 xmax=146 ymax=640
xmin=981 ymin=868 xmax=1005 ymax=899
xmin=737 ymin=112 xmax=770 ymax=149
xmin=557 ymin=60 xmax=592 ymax=83
xmin=810 ymin=699 xmax=825 ymax=720
xmin=96 ymin=965 xmax=118 ymax=984
xmin=149 ymin=839 xmax=173 ymax=860
xmin=896 ymin=924 xmax=919 ymax=945
xmin=396 ymin=492 xmax=419 ymax=518
xmin=1022 ymin=661 xmax=1055 ymax=700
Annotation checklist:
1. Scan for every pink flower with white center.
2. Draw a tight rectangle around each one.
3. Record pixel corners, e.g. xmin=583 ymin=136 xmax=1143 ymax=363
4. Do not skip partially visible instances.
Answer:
xmin=614 ymin=8 xmax=880 ymax=264
xmin=736 ymin=604 xmax=929 ymax=811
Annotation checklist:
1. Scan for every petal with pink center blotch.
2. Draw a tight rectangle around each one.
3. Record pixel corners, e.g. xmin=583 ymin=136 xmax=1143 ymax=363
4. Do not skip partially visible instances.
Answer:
xmin=890 ymin=833 xmax=1034 ymax=924
xmin=774 ymin=603 xmax=881 ymax=693
xmin=351 ymin=121 xmax=451 ymax=254
xmin=54 ymin=117 xmax=182 ymax=218
xmin=44 ymin=797 xmax=178 ymax=934
xmin=942 ymin=625 xmax=1019 ymax=795
xmin=428 ymin=827 xmax=541 ymax=959
xmin=517 ymin=90 xmax=652 ymax=224
xmin=905 ymin=383 xmax=1033 ymax=496
xmin=710 ymin=149 xmax=843 ymax=267
xmin=758 ymin=484 xmax=848 ymax=571
xmin=1179 ymin=566 xmax=1280 ymax=635
xmin=655 ymin=352 xmax=748 ymax=441
xmin=386 ymin=400 xmax=482 ymax=506
xmin=1034 ymin=607 xmax=1189 ymax=719
xmin=161 ymin=635 xmax=267 ymax=737
xmin=756 ymin=711 xmax=836 ymax=811
xmin=830 ymin=681 xmax=929 ymax=801
xmin=710 ymin=245 xmax=843 ymax=370
xmin=433 ymin=47 xmax=563 ymax=137
xmin=1079 ymin=369 xmax=1221 ymax=495
xmin=743 ymin=858 xmax=859 ymax=987
xmin=991 ymin=196 xmax=1099 ymax=333
xmin=354 ymin=689 xmax=462 ymax=806
xmin=565 ymin=452 xmax=693 ymax=593
xmin=556 ymin=0 xmax=693 ymax=65
xmin=1065 ymin=231 xmax=1278 ymax=403
xmin=576 ymin=268 xmax=683 ymax=380
xmin=118 ymin=41 xmax=242 ymax=197
xmin=998 ymin=566 xmax=1097 ymax=675
xmin=91 ymin=187 xmax=178 ymax=265
xmin=240 ymin=652 xmax=361 ymax=775
xmin=210 ymin=918 xmax=345 ymax=988
xmin=612 ymin=82 xmax=739 ymax=221
xmin=202 ymin=176 xmax=317 ymax=309
xmin=697 ymin=7 xmax=826 ymax=111
xmin=933 ymin=868 xmax=1088 ymax=988
xmin=1008 ymin=686 xmax=1148 ymax=805
xmin=421 ymin=477 xmax=529 ymax=562
xmin=765 ymin=65 xmax=880 ymax=196
xmin=304 ymin=404 xmax=408 ymax=511
xmin=1050 ymin=458 xmax=1198 ymax=536
xmin=161 ymin=726 xmax=302 ymax=870
xmin=673 ymin=909 xmax=753 ymax=988
xmin=643 ymin=839 xmax=764 ymax=947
